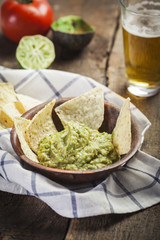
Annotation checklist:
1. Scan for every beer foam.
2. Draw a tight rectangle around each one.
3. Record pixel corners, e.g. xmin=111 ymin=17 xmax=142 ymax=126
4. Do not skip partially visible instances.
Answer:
xmin=122 ymin=1 xmax=160 ymax=38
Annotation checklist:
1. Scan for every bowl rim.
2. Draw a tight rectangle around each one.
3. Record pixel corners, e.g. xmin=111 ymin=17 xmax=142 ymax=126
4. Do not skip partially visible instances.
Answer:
xmin=10 ymin=98 xmax=142 ymax=176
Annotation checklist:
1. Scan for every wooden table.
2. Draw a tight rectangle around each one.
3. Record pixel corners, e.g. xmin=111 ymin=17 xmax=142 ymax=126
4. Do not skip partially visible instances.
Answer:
xmin=0 ymin=0 xmax=159 ymax=239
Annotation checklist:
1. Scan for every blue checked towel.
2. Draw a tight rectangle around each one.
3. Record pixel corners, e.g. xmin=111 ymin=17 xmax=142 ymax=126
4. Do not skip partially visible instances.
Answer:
xmin=0 ymin=68 xmax=160 ymax=218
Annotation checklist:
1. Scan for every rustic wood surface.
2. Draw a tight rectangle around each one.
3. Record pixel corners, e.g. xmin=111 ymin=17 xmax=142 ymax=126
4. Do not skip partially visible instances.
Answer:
xmin=0 ymin=0 xmax=159 ymax=240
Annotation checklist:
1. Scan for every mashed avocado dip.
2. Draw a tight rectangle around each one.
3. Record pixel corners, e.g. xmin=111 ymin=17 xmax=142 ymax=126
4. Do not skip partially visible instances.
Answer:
xmin=37 ymin=121 xmax=119 ymax=171
xmin=51 ymin=15 xmax=94 ymax=34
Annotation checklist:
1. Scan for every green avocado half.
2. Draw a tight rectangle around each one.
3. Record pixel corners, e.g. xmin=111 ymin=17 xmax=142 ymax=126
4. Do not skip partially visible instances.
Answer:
xmin=51 ymin=15 xmax=95 ymax=51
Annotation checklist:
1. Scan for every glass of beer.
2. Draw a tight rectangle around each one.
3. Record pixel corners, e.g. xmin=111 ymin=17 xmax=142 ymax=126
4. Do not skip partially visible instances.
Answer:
xmin=120 ymin=0 xmax=160 ymax=97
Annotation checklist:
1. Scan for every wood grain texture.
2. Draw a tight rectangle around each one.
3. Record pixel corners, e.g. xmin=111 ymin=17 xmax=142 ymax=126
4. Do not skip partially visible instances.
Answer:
xmin=0 ymin=191 xmax=69 ymax=240
xmin=0 ymin=0 xmax=159 ymax=239
xmin=66 ymin=205 xmax=160 ymax=240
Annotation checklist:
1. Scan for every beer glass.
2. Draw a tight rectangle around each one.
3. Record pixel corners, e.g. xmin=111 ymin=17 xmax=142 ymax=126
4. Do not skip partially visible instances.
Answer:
xmin=120 ymin=0 xmax=160 ymax=97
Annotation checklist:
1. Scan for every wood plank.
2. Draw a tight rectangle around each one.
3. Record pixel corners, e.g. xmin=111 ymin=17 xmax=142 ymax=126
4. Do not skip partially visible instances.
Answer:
xmin=65 ymin=204 xmax=160 ymax=240
xmin=0 ymin=191 xmax=69 ymax=240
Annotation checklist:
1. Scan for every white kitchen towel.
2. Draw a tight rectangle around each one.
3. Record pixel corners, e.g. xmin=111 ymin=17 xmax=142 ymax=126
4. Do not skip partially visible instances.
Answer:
xmin=0 ymin=68 xmax=159 ymax=218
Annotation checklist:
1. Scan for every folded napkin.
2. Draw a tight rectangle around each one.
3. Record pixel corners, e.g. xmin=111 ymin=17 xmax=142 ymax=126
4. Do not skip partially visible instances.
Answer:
xmin=0 ymin=68 xmax=160 ymax=218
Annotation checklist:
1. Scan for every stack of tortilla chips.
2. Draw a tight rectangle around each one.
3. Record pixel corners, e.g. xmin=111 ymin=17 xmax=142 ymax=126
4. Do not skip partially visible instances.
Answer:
xmin=0 ymin=83 xmax=41 ymax=129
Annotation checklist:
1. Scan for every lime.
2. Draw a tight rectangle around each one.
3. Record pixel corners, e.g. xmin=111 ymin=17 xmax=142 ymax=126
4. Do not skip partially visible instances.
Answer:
xmin=16 ymin=35 xmax=55 ymax=69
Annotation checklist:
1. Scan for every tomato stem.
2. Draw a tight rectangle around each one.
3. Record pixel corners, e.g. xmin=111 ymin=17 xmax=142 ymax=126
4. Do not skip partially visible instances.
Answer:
xmin=16 ymin=0 xmax=33 ymax=3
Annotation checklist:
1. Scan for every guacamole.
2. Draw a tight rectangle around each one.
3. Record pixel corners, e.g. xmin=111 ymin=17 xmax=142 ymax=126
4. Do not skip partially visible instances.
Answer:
xmin=52 ymin=16 xmax=94 ymax=34
xmin=37 ymin=121 xmax=119 ymax=171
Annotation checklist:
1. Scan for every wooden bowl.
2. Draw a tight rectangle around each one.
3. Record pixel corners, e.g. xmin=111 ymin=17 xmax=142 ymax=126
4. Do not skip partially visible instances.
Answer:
xmin=10 ymin=98 xmax=141 ymax=185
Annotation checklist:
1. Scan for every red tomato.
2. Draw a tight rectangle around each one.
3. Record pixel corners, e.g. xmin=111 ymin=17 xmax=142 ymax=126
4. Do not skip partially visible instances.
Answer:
xmin=0 ymin=0 xmax=54 ymax=43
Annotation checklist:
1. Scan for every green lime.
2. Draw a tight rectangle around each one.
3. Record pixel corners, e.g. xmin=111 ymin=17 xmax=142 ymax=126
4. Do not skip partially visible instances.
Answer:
xmin=16 ymin=35 xmax=55 ymax=69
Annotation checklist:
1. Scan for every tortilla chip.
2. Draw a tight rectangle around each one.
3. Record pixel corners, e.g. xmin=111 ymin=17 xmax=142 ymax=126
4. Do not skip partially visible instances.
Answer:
xmin=0 ymin=123 xmax=5 ymax=130
xmin=112 ymin=98 xmax=131 ymax=155
xmin=25 ymin=100 xmax=57 ymax=153
xmin=0 ymin=83 xmax=17 ymax=107
xmin=0 ymin=102 xmax=26 ymax=128
xmin=14 ymin=101 xmax=26 ymax=113
xmin=16 ymin=93 xmax=42 ymax=111
xmin=14 ymin=117 xmax=39 ymax=163
xmin=0 ymin=82 xmax=14 ymax=91
xmin=55 ymin=87 xmax=104 ymax=130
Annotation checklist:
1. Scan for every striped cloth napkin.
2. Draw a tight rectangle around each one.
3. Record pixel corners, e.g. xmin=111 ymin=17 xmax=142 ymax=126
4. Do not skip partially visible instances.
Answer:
xmin=0 ymin=68 xmax=159 ymax=218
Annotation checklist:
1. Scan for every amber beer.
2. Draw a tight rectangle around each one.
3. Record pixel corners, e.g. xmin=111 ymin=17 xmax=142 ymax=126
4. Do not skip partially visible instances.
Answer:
xmin=120 ymin=0 xmax=160 ymax=96
xmin=122 ymin=26 xmax=160 ymax=88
